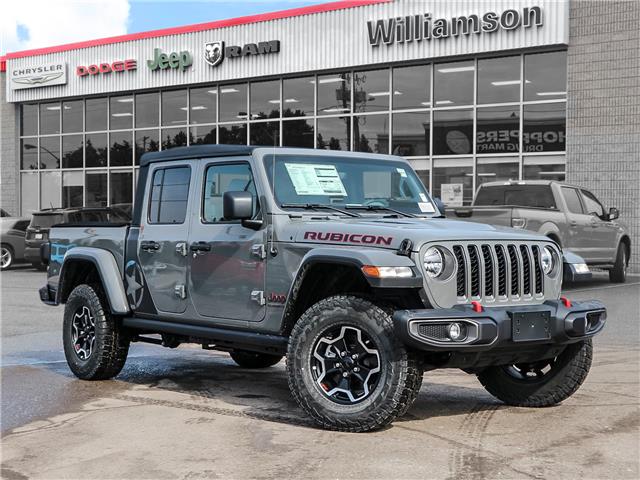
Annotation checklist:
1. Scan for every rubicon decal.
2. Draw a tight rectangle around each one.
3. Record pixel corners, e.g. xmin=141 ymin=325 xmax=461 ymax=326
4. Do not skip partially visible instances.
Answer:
xmin=76 ymin=60 xmax=137 ymax=77
xmin=304 ymin=231 xmax=393 ymax=246
xmin=204 ymin=40 xmax=280 ymax=68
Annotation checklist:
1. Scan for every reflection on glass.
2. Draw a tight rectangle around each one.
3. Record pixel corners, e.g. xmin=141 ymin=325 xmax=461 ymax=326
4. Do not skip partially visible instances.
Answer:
xmin=523 ymin=155 xmax=566 ymax=181
xmin=218 ymin=124 xmax=247 ymax=145
xmin=189 ymin=125 xmax=216 ymax=145
xmin=21 ymin=139 xmax=39 ymax=170
xmin=283 ymin=120 xmax=314 ymax=148
xmin=85 ymin=170 xmax=107 ymax=207
xmin=40 ymin=136 xmax=60 ymax=169
xmin=219 ymin=84 xmax=247 ymax=122
xmin=135 ymin=130 xmax=160 ymax=164
xmin=434 ymin=61 xmax=474 ymax=106
xmin=40 ymin=171 xmax=61 ymax=209
xmin=317 ymin=73 xmax=351 ymax=115
xmin=85 ymin=133 xmax=108 ymax=168
xmin=393 ymin=112 xmax=429 ymax=156
xmin=476 ymin=106 xmax=520 ymax=154
xmin=62 ymin=100 xmax=83 ymax=133
xmin=283 ymin=77 xmax=314 ymax=117
xmin=21 ymin=173 xmax=39 ymax=215
xmin=190 ymin=87 xmax=217 ymax=124
xmin=62 ymin=135 xmax=83 ymax=168
xmin=86 ymin=98 xmax=108 ymax=132
xmin=476 ymin=157 xmax=519 ymax=186
xmin=354 ymin=69 xmax=389 ymax=113
xmin=477 ymin=56 xmax=521 ymax=104
xmin=317 ymin=116 xmax=350 ymax=150
xmin=525 ymin=51 xmax=567 ymax=101
xmin=161 ymin=90 xmax=187 ymax=126
xmin=353 ymin=114 xmax=389 ymax=153
xmin=393 ymin=65 xmax=431 ymax=109
xmin=250 ymin=122 xmax=280 ymax=146
xmin=433 ymin=158 xmax=474 ymax=206
xmin=40 ymin=102 xmax=60 ymax=135
xmin=110 ymin=131 xmax=133 ymax=167
xmin=110 ymin=96 xmax=133 ymax=130
xmin=523 ymin=103 xmax=566 ymax=153
xmin=251 ymin=80 xmax=280 ymax=119
xmin=406 ymin=159 xmax=430 ymax=191
xmin=21 ymin=104 xmax=38 ymax=136
xmin=62 ymin=171 xmax=83 ymax=208
xmin=135 ymin=92 xmax=159 ymax=128
xmin=433 ymin=109 xmax=473 ymax=155
xmin=110 ymin=170 xmax=133 ymax=207
xmin=161 ymin=128 xmax=188 ymax=149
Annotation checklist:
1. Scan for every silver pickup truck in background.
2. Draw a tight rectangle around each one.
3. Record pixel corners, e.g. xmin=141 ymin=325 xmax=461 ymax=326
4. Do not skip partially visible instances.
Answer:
xmin=448 ymin=181 xmax=630 ymax=283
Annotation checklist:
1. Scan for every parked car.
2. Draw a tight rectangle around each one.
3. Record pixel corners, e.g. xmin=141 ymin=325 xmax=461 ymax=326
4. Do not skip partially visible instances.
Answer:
xmin=25 ymin=207 xmax=131 ymax=269
xmin=40 ymin=145 xmax=606 ymax=432
xmin=0 ymin=217 xmax=30 ymax=270
xmin=448 ymin=181 xmax=631 ymax=283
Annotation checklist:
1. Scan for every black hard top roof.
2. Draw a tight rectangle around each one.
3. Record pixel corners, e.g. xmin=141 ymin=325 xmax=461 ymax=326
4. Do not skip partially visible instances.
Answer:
xmin=140 ymin=145 xmax=265 ymax=166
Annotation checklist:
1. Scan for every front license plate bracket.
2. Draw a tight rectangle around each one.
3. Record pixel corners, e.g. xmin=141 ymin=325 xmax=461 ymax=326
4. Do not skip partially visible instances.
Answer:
xmin=511 ymin=311 xmax=551 ymax=342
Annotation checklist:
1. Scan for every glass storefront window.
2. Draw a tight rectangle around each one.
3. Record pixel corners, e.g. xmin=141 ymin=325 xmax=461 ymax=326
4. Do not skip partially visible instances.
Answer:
xmin=433 ymin=158 xmax=473 ymax=206
xmin=353 ymin=114 xmax=389 ymax=153
xmin=218 ymin=124 xmax=247 ymax=145
xmin=62 ymin=135 xmax=83 ymax=169
xmin=317 ymin=116 xmax=350 ymax=150
xmin=40 ymin=171 xmax=61 ymax=209
xmin=189 ymin=125 xmax=216 ymax=145
xmin=86 ymin=98 xmax=108 ymax=132
xmin=433 ymin=109 xmax=473 ymax=155
xmin=525 ymin=51 xmax=567 ymax=101
xmin=135 ymin=92 xmax=159 ymax=128
xmin=219 ymin=84 xmax=247 ymax=122
xmin=251 ymin=80 xmax=280 ymax=119
xmin=189 ymin=87 xmax=217 ymax=124
xmin=161 ymin=90 xmax=187 ymax=126
xmin=40 ymin=136 xmax=60 ymax=169
xmin=62 ymin=171 xmax=83 ymax=208
xmin=135 ymin=130 xmax=160 ymax=164
xmin=161 ymin=128 xmax=188 ymax=149
xmin=434 ymin=61 xmax=474 ymax=106
xmin=250 ymin=121 xmax=280 ymax=146
xmin=62 ymin=100 xmax=83 ymax=133
xmin=523 ymin=103 xmax=566 ymax=153
xmin=393 ymin=65 xmax=431 ymax=109
xmin=110 ymin=95 xmax=133 ymax=130
xmin=478 ymin=56 xmax=521 ymax=104
xmin=317 ymin=73 xmax=351 ymax=115
xmin=85 ymin=170 xmax=107 ymax=207
xmin=392 ymin=112 xmax=429 ymax=157
xmin=282 ymin=119 xmax=314 ymax=148
xmin=85 ymin=133 xmax=108 ymax=168
xmin=476 ymin=157 xmax=520 ymax=186
xmin=21 ymin=172 xmax=39 ymax=214
xmin=110 ymin=170 xmax=133 ymax=207
xmin=354 ymin=69 xmax=389 ymax=113
xmin=21 ymin=139 xmax=38 ymax=170
xmin=283 ymin=77 xmax=314 ymax=117
xmin=476 ymin=106 xmax=520 ymax=154
xmin=523 ymin=155 xmax=566 ymax=181
xmin=21 ymin=104 xmax=38 ymax=136
xmin=110 ymin=131 xmax=133 ymax=167
xmin=40 ymin=103 xmax=60 ymax=135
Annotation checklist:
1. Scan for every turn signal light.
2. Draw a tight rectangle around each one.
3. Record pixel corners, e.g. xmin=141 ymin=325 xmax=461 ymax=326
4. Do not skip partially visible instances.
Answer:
xmin=361 ymin=265 xmax=413 ymax=278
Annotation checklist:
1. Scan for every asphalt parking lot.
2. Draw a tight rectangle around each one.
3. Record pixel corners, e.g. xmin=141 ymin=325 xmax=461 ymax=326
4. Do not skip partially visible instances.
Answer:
xmin=1 ymin=266 xmax=639 ymax=479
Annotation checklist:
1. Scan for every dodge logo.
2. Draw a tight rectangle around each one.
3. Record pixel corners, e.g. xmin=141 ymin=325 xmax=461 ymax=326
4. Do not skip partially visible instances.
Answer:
xmin=204 ymin=41 xmax=224 ymax=67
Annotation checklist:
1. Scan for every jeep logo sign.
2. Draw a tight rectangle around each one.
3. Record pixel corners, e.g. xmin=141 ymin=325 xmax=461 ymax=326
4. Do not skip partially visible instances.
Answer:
xmin=147 ymin=48 xmax=193 ymax=71
xmin=204 ymin=40 xmax=280 ymax=68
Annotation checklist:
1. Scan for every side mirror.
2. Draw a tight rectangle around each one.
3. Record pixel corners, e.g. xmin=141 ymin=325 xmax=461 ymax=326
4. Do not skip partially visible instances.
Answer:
xmin=432 ymin=197 xmax=446 ymax=217
xmin=607 ymin=207 xmax=619 ymax=221
xmin=223 ymin=191 xmax=253 ymax=220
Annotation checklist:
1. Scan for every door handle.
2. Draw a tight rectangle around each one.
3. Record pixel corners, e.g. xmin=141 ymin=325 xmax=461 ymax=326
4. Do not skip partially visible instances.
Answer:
xmin=140 ymin=240 xmax=160 ymax=252
xmin=190 ymin=242 xmax=212 ymax=253
xmin=569 ymin=221 xmax=577 ymax=227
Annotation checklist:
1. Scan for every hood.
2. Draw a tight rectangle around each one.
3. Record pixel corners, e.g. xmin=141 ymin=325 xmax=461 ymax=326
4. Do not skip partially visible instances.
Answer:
xmin=283 ymin=216 xmax=550 ymax=251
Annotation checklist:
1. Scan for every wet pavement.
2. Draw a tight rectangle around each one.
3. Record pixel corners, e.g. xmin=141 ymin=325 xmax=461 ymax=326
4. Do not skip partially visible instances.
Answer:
xmin=1 ymin=266 xmax=639 ymax=479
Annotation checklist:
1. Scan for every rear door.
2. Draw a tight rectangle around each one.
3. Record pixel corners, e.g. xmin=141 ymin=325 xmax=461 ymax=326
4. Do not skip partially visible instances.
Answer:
xmin=560 ymin=186 xmax=593 ymax=260
xmin=579 ymin=189 xmax=617 ymax=262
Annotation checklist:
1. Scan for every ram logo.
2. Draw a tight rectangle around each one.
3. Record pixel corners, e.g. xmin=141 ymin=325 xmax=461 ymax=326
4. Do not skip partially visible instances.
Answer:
xmin=204 ymin=41 xmax=224 ymax=67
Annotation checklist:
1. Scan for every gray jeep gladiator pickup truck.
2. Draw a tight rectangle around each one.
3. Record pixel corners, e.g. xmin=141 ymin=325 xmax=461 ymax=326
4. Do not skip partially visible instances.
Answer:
xmin=40 ymin=145 xmax=606 ymax=432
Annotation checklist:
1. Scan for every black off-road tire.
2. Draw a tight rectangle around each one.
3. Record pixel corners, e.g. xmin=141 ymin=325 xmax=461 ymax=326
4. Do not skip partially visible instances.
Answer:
xmin=609 ymin=243 xmax=627 ymax=283
xmin=477 ymin=340 xmax=592 ymax=407
xmin=230 ymin=350 xmax=283 ymax=369
xmin=286 ymin=295 xmax=423 ymax=432
xmin=63 ymin=284 xmax=130 ymax=380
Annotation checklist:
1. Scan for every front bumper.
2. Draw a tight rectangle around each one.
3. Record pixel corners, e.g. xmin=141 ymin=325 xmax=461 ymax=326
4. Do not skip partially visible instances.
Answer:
xmin=393 ymin=299 xmax=606 ymax=353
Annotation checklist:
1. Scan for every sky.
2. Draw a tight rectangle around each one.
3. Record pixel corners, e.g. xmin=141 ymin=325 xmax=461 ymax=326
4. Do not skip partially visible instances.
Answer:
xmin=0 ymin=0 xmax=319 ymax=55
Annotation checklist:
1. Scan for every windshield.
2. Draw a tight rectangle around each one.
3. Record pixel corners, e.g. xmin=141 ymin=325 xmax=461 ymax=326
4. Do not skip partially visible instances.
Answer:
xmin=264 ymin=154 xmax=436 ymax=216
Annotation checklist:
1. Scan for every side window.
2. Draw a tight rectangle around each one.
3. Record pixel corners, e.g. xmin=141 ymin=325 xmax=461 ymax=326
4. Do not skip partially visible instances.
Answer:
xmin=13 ymin=220 xmax=30 ymax=232
xmin=148 ymin=166 xmax=191 ymax=224
xmin=202 ymin=163 xmax=257 ymax=223
xmin=561 ymin=187 xmax=584 ymax=215
xmin=580 ymin=190 xmax=604 ymax=217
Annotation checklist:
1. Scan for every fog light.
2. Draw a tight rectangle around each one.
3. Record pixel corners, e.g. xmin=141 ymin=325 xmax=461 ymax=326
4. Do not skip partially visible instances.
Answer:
xmin=574 ymin=263 xmax=589 ymax=274
xmin=447 ymin=322 xmax=466 ymax=341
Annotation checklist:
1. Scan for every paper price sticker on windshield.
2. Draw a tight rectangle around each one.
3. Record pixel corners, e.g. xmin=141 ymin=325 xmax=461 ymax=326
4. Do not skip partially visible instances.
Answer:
xmin=418 ymin=202 xmax=436 ymax=213
xmin=285 ymin=163 xmax=347 ymax=196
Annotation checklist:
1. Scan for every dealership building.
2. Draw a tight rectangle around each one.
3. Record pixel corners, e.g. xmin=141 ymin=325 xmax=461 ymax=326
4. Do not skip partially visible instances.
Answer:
xmin=1 ymin=0 xmax=638 ymax=270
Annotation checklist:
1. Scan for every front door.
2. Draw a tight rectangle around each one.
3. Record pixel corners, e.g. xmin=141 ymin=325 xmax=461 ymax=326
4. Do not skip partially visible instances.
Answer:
xmin=579 ymin=189 xmax=618 ymax=262
xmin=560 ymin=186 xmax=594 ymax=261
xmin=188 ymin=161 xmax=266 ymax=323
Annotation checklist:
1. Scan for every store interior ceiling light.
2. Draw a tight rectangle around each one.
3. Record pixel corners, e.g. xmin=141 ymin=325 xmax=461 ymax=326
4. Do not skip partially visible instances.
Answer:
xmin=435 ymin=100 xmax=453 ymax=105
xmin=46 ymin=106 xmax=61 ymax=110
xmin=420 ymin=101 xmax=432 ymax=106
xmin=284 ymin=98 xmax=299 ymax=103
xmin=219 ymin=88 xmax=239 ymax=94
xmin=180 ymin=106 xmax=207 ymax=110
xmin=117 ymin=98 xmax=134 ymax=103
xmin=207 ymin=90 xmax=218 ymax=95
xmin=313 ymin=77 xmax=345 ymax=84
xmin=537 ymin=91 xmax=566 ymax=96
xmin=437 ymin=66 xmax=475 ymax=73
xmin=491 ymin=80 xmax=530 ymax=86
xmin=322 ymin=107 xmax=350 ymax=113
xmin=268 ymin=100 xmax=281 ymax=104
xmin=111 ymin=113 xmax=133 ymax=117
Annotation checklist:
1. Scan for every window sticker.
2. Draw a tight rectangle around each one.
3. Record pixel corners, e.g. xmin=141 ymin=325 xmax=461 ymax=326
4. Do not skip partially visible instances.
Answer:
xmin=418 ymin=202 xmax=436 ymax=213
xmin=396 ymin=168 xmax=408 ymax=178
xmin=284 ymin=163 xmax=347 ymax=196
xmin=419 ymin=192 xmax=428 ymax=202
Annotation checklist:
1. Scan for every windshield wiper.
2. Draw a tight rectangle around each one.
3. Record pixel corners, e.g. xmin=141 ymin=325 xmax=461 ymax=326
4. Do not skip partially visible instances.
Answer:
xmin=281 ymin=203 xmax=361 ymax=218
xmin=344 ymin=204 xmax=417 ymax=218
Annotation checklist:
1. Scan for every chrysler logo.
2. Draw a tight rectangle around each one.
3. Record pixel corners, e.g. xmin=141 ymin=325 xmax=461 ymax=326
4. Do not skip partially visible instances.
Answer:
xmin=12 ymin=72 xmax=64 ymax=85
xmin=204 ymin=41 xmax=224 ymax=67
xmin=10 ymin=63 xmax=67 ymax=90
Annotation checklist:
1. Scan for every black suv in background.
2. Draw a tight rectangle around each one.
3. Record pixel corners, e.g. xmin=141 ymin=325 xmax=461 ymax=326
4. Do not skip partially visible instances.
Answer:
xmin=25 ymin=207 xmax=130 ymax=269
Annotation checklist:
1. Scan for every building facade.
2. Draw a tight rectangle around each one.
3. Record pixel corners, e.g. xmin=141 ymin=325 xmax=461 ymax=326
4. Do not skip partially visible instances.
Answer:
xmin=1 ymin=0 xmax=638 ymax=270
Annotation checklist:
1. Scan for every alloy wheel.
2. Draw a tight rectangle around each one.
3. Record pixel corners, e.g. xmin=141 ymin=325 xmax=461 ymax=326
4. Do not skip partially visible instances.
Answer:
xmin=0 ymin=247 xmax=11 ymax=269
xmin=71 ymin=306 xmax=96 ymax=361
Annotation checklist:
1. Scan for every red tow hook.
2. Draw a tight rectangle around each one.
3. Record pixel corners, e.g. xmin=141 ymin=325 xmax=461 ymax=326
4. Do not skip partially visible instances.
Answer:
xmin=471 ymin=301 xmax=483 ymax=313
xmin=560 ymin=296 xmax=572 ymax=308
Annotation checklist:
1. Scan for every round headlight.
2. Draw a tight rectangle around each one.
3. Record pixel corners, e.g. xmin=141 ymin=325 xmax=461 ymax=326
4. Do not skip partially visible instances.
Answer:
xmin=541 ymin=246 xmax=555 ymax=275
xmin=424 ymin=247 xmax=444 ymax=278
